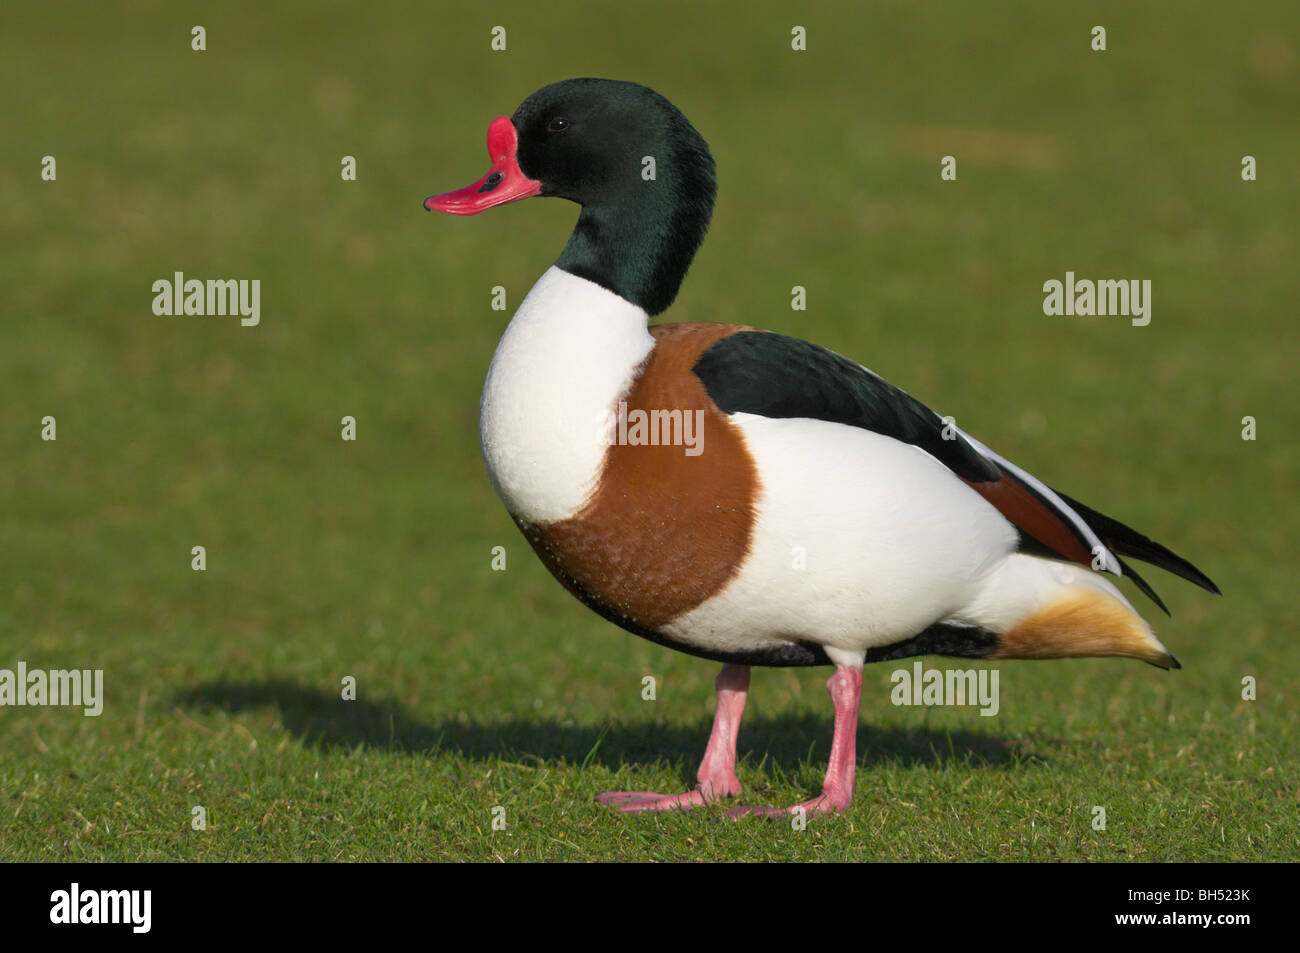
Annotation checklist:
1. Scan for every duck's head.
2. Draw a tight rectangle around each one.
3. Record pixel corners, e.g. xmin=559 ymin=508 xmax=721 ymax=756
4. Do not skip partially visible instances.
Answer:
xmin=426 ymin=78 xmax=717 ymax=315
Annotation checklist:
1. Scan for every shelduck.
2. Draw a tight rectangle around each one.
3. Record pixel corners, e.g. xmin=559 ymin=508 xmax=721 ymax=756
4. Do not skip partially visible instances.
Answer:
xmin=424 ymin=78 xmax=1220 ymax=817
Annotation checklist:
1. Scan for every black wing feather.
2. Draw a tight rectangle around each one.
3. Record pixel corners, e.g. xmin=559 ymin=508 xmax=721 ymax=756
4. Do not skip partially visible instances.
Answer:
xmin=693 ymin=329 xmax=1221 ymax=611
xmin=1053 ymin=490 xmax=1222 ymax=598
xmin=693 ymin=330 xmax=999 ymax=483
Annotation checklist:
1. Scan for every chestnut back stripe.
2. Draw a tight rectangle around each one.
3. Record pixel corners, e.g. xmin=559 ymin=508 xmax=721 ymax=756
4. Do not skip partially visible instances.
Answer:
xmin=518 ymin=323 xmax=758 ymax=630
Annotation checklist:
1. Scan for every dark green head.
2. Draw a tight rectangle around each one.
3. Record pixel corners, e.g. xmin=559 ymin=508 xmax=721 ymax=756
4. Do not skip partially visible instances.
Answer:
xmin=426 ymin=78 xmax=717 ymax=316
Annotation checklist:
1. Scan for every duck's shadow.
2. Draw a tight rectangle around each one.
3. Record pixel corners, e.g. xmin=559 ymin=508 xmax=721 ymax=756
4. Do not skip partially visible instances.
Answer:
xmin=173 ymin=679 xmax=1041 ymax=776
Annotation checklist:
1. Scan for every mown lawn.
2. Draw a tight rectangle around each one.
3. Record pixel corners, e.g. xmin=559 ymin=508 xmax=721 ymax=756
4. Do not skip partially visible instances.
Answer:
xmin=1 ymin=0 xmax=1296 ymax=861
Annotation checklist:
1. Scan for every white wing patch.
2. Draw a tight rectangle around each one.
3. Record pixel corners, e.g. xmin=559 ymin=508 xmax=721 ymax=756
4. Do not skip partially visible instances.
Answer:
xmin=848 ymin=360 xmax=1121 ymax=577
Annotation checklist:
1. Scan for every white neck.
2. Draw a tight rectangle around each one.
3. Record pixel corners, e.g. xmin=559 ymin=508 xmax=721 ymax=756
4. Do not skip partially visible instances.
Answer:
xmin=479 ymin=266 xmax=654 ymax=524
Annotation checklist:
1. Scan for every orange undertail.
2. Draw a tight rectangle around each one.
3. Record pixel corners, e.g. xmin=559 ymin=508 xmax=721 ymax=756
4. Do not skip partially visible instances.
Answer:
xmin=991 ymin=588 xmax=1179 ymax=670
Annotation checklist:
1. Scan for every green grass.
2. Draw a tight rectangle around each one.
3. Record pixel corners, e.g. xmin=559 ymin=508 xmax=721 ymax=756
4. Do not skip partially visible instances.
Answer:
xmin=1 ymin=0 xmax=1297 ymax=861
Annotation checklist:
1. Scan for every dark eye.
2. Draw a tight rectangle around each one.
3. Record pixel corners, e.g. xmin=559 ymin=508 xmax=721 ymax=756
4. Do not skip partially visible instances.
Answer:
xmin=547 ymin=117 xmax=570 ymax=133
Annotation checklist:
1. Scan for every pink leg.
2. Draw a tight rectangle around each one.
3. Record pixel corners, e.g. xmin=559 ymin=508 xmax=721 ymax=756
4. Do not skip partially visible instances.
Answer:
xmin=728 ymin=664 xmax=862 ymax=818
xmin=596 ymin=663 xmax=750 ymax=812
